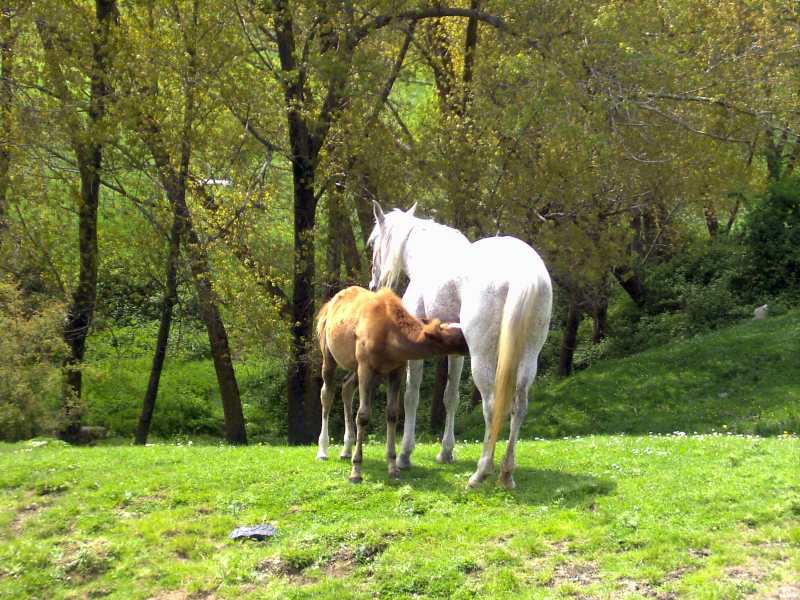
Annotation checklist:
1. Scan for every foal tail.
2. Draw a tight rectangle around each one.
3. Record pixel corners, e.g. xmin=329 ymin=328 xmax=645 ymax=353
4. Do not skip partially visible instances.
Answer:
xmin=316 ymin=301 xmax=331 ymax=351
xmin=488 ymin=280 xmax=548 ymax=444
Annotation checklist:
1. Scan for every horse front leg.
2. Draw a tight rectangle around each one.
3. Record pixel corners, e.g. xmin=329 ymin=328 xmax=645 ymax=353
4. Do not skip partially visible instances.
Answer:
xmin=340 ymin=372 xmax=357 ymax=460
xmin=436 ymin=354 xmax=465 ymax=464
xmin=350 ymin=364 xmax=376 ymax=483
xmin=398 ymin=359 xmax=423 ymax=469
xmin=385 ymin=368 xmax=403 ymax=479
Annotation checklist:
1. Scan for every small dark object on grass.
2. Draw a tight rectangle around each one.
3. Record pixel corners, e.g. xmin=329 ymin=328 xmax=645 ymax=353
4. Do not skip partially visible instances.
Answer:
xmin=229 ymin=524 xmax=277 ymax=541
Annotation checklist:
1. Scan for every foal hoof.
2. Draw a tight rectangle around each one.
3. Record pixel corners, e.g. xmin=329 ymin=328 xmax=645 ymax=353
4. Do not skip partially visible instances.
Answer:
xmin=397 ymin=454 xmax=412 ymax=470
xmin=499 ymin=472 xmax=516 ymax=490
xmin=435 ymin=450 xmax=454 ymax=464
xmin=349 ymin=475 xmax=363 ymax=484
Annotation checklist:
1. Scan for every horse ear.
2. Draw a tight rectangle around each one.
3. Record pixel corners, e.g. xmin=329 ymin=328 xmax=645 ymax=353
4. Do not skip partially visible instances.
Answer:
xmin=407 ymin=202 xmax=418 ymax=217
xmin=372 ymin=200 xmax=386 ymax=226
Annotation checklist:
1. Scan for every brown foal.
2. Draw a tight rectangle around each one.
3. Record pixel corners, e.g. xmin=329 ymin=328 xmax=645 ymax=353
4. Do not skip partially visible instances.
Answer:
xmin=316 ymin=286 xmax=468 ymax=482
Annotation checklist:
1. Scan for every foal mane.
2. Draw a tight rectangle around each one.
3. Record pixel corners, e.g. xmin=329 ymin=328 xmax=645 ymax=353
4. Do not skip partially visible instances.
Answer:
xmin=376 ymin=288 xmax=425 ymax=338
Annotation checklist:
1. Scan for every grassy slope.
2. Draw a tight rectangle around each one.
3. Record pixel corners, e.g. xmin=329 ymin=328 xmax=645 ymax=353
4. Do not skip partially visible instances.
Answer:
xmin=460 ymin=309 xmax=800 ymax=440
xmin=1 ymin=436 xmax=798 ymax=599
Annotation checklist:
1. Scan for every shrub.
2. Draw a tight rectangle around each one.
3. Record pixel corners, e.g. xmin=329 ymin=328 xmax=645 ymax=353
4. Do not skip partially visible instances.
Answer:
xmin=743 ymin=179 xmax=800 ymax=297
xmin=0 ymin=278 xmax=67 ymax=441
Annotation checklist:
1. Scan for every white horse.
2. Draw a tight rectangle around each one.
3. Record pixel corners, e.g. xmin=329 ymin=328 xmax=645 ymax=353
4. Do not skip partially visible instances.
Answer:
xmin=368 ymin=202 xmax=552 ymax=489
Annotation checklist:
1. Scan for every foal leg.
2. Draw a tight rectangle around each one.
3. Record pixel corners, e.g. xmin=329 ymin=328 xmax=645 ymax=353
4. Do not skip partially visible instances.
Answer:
xmin=350 ymin=364 xmax=376 ymax=484
xmin=316 ymin=351 xmax=337 ymax=460
xmin=398 ymin=359 xmax=423 ymax=470
xmin=436 ymin=354 xmax=465 ymax=464
xmin=499 ymin=381 xmax=531 ymax=490
xmin=340 ymin=373 xmax=357 ymax=459
xmin=385 ymin=368 xmax=403 ymax=479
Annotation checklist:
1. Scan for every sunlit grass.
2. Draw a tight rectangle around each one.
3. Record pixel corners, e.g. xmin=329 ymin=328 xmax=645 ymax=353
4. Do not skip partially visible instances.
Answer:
xmin=2 ymin=435 xmax=798 ymax=599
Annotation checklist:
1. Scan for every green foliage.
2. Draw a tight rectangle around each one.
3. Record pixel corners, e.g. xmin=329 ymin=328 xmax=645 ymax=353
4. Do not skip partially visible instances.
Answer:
xmin=0 ymin=278 xmax=67 ymax=441
xmin=743 ymin=179 xmax=800 ymax=297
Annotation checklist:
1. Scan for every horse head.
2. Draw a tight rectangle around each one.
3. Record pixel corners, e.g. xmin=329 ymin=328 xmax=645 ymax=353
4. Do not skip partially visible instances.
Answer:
xmin=368 ymin=201 xmax=418 ymax=291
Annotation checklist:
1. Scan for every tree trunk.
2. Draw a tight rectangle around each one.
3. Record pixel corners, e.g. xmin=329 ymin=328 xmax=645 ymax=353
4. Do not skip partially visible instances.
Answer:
xmin=0 ymin=9 xmax=14 ymax=233
xmin=324 ymin=191 xmax=343 ymax=301
xmin=429 ymin=357 xmax=448 ymax=433
xmin=558 ymin=294 xmax=580 ymax=377
xmin=181 ymin=202 xmax=247 ymax=444
xmin=611 ymin=265 xmax=647 ymax=308
xmin=704 ymin=206 xmax=719 ymax=239
xmin=135 ymin=207 xmax=182 ymax=445
xmin=61 ymin=162 xmax=101 ymax=440
xmin=287 ymin=166 xmax=320 ymax=444
xmin=591 ymin=297 xmax=608 ymax=344
xmin=57 ymin=0 xmax=118 ymax=442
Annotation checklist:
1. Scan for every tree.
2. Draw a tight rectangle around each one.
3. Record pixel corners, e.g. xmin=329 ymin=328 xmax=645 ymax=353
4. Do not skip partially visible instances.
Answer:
xmin=233 ymin=1 xmax=511 ymax=443
xmin=122 ymin=1 xmax=247 ymax=444
xmin=36 ymin=0 xmax=119 ymax=442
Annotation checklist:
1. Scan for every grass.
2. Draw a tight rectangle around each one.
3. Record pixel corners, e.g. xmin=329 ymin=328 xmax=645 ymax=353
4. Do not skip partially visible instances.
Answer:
xmin=4 ymin=310 xmax=798 ymax=597
xmin=460 ymin=309 xmax=800 ymax=440
xmin=1 ymin=434 xmax=798 ymax=599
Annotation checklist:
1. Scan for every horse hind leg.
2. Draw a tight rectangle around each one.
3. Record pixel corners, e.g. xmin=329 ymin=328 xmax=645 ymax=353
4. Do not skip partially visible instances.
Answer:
xmin=499 ymin=380 xmax=532 ymax=491
xmin=467 ymin=356 xmax=497 ymax=488
xmin=398 ymin=359 xmax=423 ymax=470
xmin=350 ymin=364 xmax=377 ymax=483
xmin=436 ymin=354 xmax=464 ymax=464
xmin=316 ymin=351 xmax=337 ymax=460
xmin=340 ymin=372 xmax=357 ymax=459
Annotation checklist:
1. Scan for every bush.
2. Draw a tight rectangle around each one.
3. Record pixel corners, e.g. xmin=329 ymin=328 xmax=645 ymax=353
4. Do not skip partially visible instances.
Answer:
xmin=0 ymin=278 xmax=67 ymax=441
xmin=743 ymin=179 xmax=800 ymax=297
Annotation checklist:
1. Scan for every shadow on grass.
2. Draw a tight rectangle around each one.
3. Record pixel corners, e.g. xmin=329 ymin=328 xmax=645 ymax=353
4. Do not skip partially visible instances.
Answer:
xmin=354 ymin=456 xmax=615 ymax=507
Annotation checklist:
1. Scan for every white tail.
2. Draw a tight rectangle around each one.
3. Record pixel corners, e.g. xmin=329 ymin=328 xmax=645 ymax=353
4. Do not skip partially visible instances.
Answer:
xmin=488 ymin=282 xmax=540 ymax=444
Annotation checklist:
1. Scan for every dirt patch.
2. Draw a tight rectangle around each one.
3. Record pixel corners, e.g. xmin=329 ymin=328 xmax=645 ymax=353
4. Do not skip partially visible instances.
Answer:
xmin=763 ymin=584 xmax=800 ymax=600
xmin=146 ymin=592 xmax=218 ymax=600
xmin=10 ymin=498 xmax=49 ymax=534
xmin=58 ymin=539 xmax=117 ymax=584
xmin=257 ymin=557 xmax=315 ymax=586
xmin=549 ymin=561 xmax=600 ymax=587
xmin=664 ymin=564 xmax=694 ymax=582
xmin=688 ymin=547 xmax=711 ymax=559
xmin=726 ymin=563 xmax=768 ymax=584
xmin=617 ymin=578 xmax=678 ymax=600
xmin=321 ymin=547 xmax=357 ymax=578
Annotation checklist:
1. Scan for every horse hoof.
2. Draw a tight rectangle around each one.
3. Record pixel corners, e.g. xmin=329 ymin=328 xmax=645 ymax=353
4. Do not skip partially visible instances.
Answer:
xmin=388 ymin=470 xmax=400 ymax=480
xmin=349 ymin=475 xmax=363 ymax=484
xmin=397 ymin=454 xmax=412 ymax=470
xmin=339 ymin=453 xmax=351 ymax=460
xmin=499 ymin=473 xmax=516 ymax=490
xmin=435 ymin=450 xmax=454 ymax=464
xmin=316 ymin=453 xmax=328 ymax=461
xmin=467 ymin=472 xmax=487 ymax=488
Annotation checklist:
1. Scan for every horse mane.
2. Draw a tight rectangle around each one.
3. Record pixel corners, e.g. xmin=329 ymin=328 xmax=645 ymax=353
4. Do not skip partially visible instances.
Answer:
xmin=369 ymin=208 xmax=457 ymax=290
